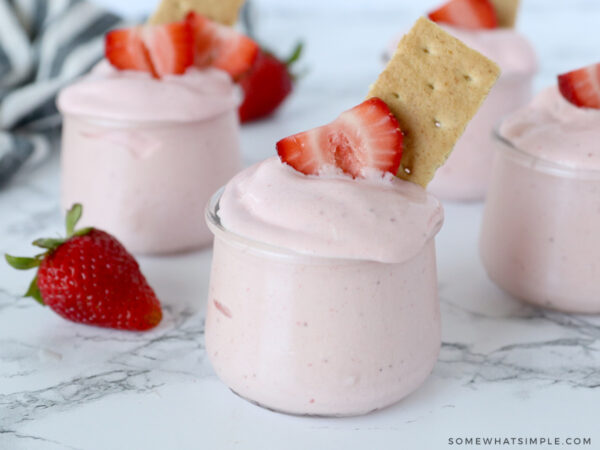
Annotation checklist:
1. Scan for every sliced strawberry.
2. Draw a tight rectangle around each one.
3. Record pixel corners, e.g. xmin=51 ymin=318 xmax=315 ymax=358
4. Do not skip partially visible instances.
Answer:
xmin=105 ymin=28 xmax=158 ymax=78
xmin=558 ymin=63 xmax=600 ymax=109
xmin=277 ymin=127 xmax=329 ymax=175
xmin=105 ymin=22 xmax=193 ymax=78
xmin=142 ymin=21 xmax=194 ymax=77
xmin=186 ymin=12 xmax=259 ymax=79
xmin=428 ymin=0 xmax=498 ymax=30
xmin=276 ymin=98 xmax=403 ymax=178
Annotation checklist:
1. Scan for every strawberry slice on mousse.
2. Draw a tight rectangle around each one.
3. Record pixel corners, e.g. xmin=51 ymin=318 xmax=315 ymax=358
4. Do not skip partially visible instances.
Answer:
xmin=428 ymin=0 xmax=498 ymax=30
xmin=186 ymin=12 xmax=259 ymax=79
xmin=105 ymin=13 xmax=258 ymax=80
xmin=105 ymin=28 xmax=158 ymax=77
xmin=276 ymin=98 xmax=403 ymax=178
xmin=106 ymin=21 xmax=194 ymax=78
xmin=558 ymin=63 xmax=600 ymax=109
xmin=143 ymin=21 xmax=194 ymax=77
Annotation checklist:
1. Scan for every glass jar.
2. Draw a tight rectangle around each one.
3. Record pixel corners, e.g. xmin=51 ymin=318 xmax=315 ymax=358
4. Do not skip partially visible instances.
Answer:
xmin=60 ymin=111 xmax=241 ymax=254
xmin=480 ymin=132 xmax=600 ymax=313
xmin=204 ymin=189 xmax=442 ymax=416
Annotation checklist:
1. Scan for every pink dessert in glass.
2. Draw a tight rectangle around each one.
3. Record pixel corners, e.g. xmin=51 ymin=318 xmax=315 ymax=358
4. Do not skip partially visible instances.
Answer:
xmin=203 ymin=16 xmax=499 ymax=415
xmin=58 ymin=62 xmax=241 ymax=254
xmin=206 ymin=157 xmax=443 ymax=416
xmin=481 ymin=78 xmax=600 ymax=313
xmin=56 ymin=13 xmax=261 ymax=254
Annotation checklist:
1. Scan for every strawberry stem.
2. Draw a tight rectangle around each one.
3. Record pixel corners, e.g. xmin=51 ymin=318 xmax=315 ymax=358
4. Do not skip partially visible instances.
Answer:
xmin=285 ymin=42 xmax=303 ymax=67
xmin=66 ymin=204 xmax=83 ymax=237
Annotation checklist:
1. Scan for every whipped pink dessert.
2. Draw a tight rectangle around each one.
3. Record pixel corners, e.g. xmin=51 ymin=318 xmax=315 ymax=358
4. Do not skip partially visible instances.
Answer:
xmin=205 ymin=157 xmax=444 ymax=416
xmin=480 ymin=86 xmax=600 ymax=313
xmin=389 ymin=25 xmax=536 ymax=200
xmin=58 ymin=61 xmax=241 ymax=254
xmin=204 ymin=17 xmax=498 ymax=415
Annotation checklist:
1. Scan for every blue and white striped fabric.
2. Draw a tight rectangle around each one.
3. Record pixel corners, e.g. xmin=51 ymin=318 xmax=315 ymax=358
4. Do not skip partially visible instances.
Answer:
xmin=0 ymin=0 xmax=124 ymax=187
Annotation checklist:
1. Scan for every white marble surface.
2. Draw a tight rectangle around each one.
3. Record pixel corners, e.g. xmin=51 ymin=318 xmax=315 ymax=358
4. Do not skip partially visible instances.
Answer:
xmin=2 ymin=2 xmax=600 ymax=449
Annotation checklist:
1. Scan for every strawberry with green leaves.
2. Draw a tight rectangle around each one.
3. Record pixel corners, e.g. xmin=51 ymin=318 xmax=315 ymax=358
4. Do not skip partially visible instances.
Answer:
xmin=238 ymin=43 xmax=303 ymax=123
xmin=5 ymin=205 xmax=162 ymax=331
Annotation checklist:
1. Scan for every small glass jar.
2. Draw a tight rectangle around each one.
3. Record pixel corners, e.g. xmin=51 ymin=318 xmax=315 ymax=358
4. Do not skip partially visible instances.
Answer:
xmin=204 ymin=189 xmax=442 ymax=416
xmin=60 ymin=111 xmax=241 ymax=254
xmin=480 ymin=132 xmax=600 ymax=313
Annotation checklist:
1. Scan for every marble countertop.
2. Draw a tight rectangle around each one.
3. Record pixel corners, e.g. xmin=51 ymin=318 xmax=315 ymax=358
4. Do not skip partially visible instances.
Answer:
xmin=2 ymin=2 xmax=600 ymax=449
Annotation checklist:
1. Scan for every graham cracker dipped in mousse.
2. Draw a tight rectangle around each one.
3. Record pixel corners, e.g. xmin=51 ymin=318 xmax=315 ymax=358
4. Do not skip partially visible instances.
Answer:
xmin=202 ymin=18 xmax=500 ymax=417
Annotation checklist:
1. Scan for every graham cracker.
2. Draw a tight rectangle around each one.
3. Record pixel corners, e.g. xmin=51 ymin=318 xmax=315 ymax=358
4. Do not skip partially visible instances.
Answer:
xmin=490 ymin=0 xmax=520 ymax=28
xmin=367 ymin=17 xmax=500 ymax=187
xmin=149 ymin=0 xmax=245 ymax=25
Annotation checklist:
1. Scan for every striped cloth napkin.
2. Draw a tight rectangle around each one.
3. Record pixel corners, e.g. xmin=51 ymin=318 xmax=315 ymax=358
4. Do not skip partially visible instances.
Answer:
xmin=0 ymin=0 xmax=124 ymax=187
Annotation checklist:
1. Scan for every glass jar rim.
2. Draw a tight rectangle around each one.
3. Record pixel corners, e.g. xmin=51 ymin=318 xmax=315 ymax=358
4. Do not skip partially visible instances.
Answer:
xmin=205 ymin=187 xmax=436 ymax=264
xmin=57 ymin=83 xmax=243 ymax=126
xmin=493 ymin=126 xmax=600 ymax=178
xmin=205 ymin=187 xmax=307 ymax=259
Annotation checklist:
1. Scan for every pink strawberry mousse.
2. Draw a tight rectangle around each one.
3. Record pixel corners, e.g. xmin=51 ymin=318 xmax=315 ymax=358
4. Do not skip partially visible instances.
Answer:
xmin=58 ymin=61 xmax=241 ymax=254
xmin=389 ymin=26 xmax=536 ymax=200
xmin=205 ymin=157 xmax=444 ymax=416
xmin=480 ymin=86 xmax=600 ymax=313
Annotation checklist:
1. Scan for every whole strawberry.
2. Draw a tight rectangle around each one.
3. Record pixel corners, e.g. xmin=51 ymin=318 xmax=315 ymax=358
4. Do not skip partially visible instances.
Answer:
xmin=238 ymin=43 xmax=303 ymax=123
xmin=5 ymin=204 xmax=162 ymax=331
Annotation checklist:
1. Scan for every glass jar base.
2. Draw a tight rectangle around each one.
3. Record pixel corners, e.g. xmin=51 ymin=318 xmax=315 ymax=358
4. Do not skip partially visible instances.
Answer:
xmin=229 ymin=388 xmax=407 ymax=418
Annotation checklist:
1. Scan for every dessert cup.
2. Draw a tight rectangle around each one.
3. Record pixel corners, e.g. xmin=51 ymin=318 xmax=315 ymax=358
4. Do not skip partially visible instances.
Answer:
xmin=480 ymin=131 xmax=600 ymax=313
xmin=60 ymin=113 xmax=241 ymax=254
xmin=58 ymin=63 xmax=241 ymax=254
xmin=205 ymin=188 xmax=442 ymax=416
